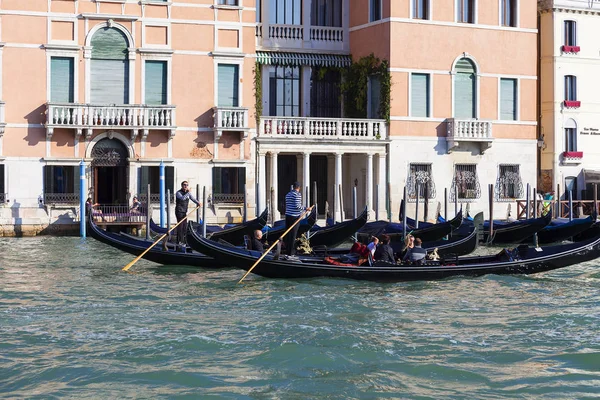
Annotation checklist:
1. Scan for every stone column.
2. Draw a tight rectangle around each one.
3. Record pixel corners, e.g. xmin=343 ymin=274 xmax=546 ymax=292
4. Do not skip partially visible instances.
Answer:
xmin=366 ymin=153 xmax=374 ymax=218
xmin=377 ymin=152 xmax=386 ymax=219
xmin=334 ymin=152 xmax=343 ymax=221
xmin=303 ymin=152 xmax=310 ymax=207
xmin=270 ymin=151 xmax=279 ymax=220
xmin=258 ymin=151 xmax=267 ymax=215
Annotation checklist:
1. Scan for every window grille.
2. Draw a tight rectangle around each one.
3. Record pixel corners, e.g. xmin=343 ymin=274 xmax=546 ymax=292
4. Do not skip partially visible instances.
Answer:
xmin=407 ymin=163 xmax=436 ymax=201
xmin=450 ymin=164 xmax=480 ymax=201
xmin=496 ymin=165 xmax=523 ymax=200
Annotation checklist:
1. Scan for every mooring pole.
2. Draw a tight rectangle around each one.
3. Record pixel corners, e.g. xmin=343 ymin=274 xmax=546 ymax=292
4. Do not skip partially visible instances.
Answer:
xmin=526 ymin=183 xmax=530 ymax=220
xmin=159 ymin=160 xmax=165 ymax=228
xmin=166 ymin=189 xmax=171 ymax=238
xmin=568 ymin=190 xmax=573 ymax=222
xmin=332 ymin=184 xmax=336 ymax=225
xmin=79 ymin=160 xmax=86 ymax=238
xmin=444 ymin=187 xmax=448 ymax=221
xmin=256 ymin=182 xmax=260 ymax=219
xmin=146 ymin=183 xmax=151 ymax=240
xmin=338 ymin=184 xmax=344 ymax=222
xmin=454 ymin=185 xmax=458 ymax=217
xmin=196 ymin=184 xmax=201 ymax=223
xmin=402 ymin=186 xmax=407 ymax=240
xmin=202 ymin=186 xmax=207 ymax=237
xmin=375 ymin=184 xmax=379 ymax=221
xmin=353 ymin=186 xmax=357 ymax=218
xmin=415 ymin=184 xmax=420 ymax=229
xmin=488 ymin=184 xmax=494 ymax=242
xmin=243 ymin=184 xmax=247 ymax=222
xmin=533 ymin=188 xmax=538 ymax=218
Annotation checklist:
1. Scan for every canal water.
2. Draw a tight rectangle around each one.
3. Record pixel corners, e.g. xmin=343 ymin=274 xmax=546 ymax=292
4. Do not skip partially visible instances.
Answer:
xmin=1 ymin=237 xmax=599 ymax=399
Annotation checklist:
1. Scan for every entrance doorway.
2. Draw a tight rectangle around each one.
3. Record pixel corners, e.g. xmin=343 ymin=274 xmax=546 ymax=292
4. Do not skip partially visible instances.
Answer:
xmin=91 ymin=138 xmax=129 ymax=205
xmin=277 ymin=154 xmax=297 ymax=214
xmin=310 ymin=155 xmax=328 ymax=215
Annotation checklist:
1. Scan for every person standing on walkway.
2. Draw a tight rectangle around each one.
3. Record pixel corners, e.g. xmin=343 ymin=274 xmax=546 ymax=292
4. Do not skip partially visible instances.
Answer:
xmin=284 ymin=182 xmax=312 ymax=256
xmin=175 ymin=181 xmax=200 ymax=245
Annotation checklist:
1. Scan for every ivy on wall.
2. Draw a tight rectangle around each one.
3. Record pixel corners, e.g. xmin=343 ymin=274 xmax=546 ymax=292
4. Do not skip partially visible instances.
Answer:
xmin=253 ymin=61 xmax=263 ymax=127
xmin=340 ymin=53 xmax=391 ymax=123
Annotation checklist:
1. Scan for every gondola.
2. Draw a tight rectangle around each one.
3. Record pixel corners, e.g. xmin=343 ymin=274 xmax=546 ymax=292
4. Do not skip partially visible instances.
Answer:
xmin=358 ymin=210 xmax=463 ymax=243
xmin=322 ymin=224 xmax=479 ymax=258
xmin=88 ymin=216 xmax=226 ymax=268
xmin=524 ymin=212 xmax=597 ymax=244
xmin=262 ymin=207 xmax=318 ymax=242
xmin=573 ymin=220 xmax=600 ymax=242
xmin=483 ymin=212 xmax=552 ymax=244
xmin=150 ymin=208 xmax=269 ymax=246
xmin=187 ymin=226 xmax=600 ymax=282
xmin=308 ymin=206 xmax=369 ymax=248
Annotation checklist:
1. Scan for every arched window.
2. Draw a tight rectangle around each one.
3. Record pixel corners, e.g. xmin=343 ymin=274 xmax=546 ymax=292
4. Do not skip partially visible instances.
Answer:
xmin=91 ymin=27 xmax=130 ymax=104
xmin=454 ymin=58 xmax=477 ymax=118
xmin=565 ymin=118 xmax=577 ymax=152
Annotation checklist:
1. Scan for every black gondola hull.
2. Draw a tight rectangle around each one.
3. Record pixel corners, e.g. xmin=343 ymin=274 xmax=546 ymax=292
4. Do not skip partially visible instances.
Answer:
xmin=309 ymin=207 xmax=368 ymax=247
xmin=483 ymin=213 xmax=552 ymax=244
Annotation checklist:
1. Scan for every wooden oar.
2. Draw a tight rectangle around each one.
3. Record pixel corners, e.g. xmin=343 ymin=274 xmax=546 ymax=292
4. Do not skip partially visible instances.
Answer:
xmin=238 ymin=206 xmax=313 ymax=284
xmin=122 ymin=205 xmax=201 ymax=272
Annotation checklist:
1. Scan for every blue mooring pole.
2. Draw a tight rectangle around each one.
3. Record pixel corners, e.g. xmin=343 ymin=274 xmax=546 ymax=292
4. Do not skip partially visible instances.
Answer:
xmin=159 ymin=160 xmax=165 ymax=228
xmin=79 ymin=160 xmax=86 ymax=238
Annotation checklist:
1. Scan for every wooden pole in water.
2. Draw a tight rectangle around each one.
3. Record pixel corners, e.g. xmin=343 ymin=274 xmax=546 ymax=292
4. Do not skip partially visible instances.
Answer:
xmin=243 ymin=184 xmax=247 ymax=223
xmin=526 ymin=183 xmax=530 ymax=220
xmin=388 ymin=182 xmax=392 ymax=222
xmin=196 ymin=184 xmax=201 ymax=223
xmin=568 ymin=190 xmax=573 ymax=221
xmin=444 ymin=188 xmax=448 ymax=221
xmin=313 ymin=181 xmax=318 ymax=217
xmin=556 ymin=183 xmax=560 ymax=219
xmin=202 ymin=186 xmax=207 ymax=238
xmin=488 ymin=184 xmax=494 ymax=242
xmin=375 ymin=184 xmax=379 ymax=221
xmin=402 ymin=186 xmax=407 ymax=240
xmin=594 ymin=183 xmax=598 ymax=214
xmin=145 ymin=183 xmax=151 ymax=240
xmin=338 ymin=184 xmax=344 ymax=222
xmin=270 ymin=187 xmax=275 ymax=226
xmin=533 ymin=188 xmax=538 ymax=218
xmin=352 ymin=186 xmax=357 ymax=218
xmin=415 ymin=183 xmax=420 ymax=229
xmin=332 ymin=184 xmax=336 ymax=224
xmin=454 ymin=185 xmax=458 ymax=217
xmin=166 ymin=189 xmax=171 ymax=240
xmin=423 ymin=184 xmax=429 ymax=222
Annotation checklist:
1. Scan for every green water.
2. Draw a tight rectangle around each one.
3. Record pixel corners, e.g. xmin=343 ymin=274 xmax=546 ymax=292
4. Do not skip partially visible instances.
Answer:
xmin=1 ymin=237 xmax=599 ymax=399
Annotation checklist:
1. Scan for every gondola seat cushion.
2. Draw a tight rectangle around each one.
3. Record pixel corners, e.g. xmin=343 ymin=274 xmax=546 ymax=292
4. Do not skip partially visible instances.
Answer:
xmin=324 ymin=256 xmax=356 ymax=267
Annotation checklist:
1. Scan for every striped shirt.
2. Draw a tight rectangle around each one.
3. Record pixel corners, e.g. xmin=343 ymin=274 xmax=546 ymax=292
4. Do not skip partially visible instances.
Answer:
xmin=285 ymin=190 xmax=304 ymax=217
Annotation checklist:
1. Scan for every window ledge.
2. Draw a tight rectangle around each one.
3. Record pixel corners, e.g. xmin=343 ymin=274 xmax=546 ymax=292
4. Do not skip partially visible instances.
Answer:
xmin=138 ymin=48 xmax=174 ymax=55
xmin=139 ymin=0 xmax=172 ymax=5
xmin=213 ymin=4 xmax=242 ymax=10
xmin=43 ymin=44 xmax=81 ymax=52
xmin=561 ymin=45 xmax=580 ymax=54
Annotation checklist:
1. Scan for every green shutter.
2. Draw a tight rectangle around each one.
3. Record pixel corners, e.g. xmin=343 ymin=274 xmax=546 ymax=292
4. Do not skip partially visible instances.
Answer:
xmin=213 ymin=167 xmax=222 ymax=194
xmin=44 ymin=166 xmax=54 ymax=193
xmin=455 ymin=59 xmax=476 ymax=118
xmin=91 ymin=28 xmax=129 ymax=104
xmin=411 ymin=73 xmax=429 ymax=117
xmin=145 ymin=61 xmax=167 ymax=105
xmin=165 ymin=166 xmax=174 ymax=196
xmin=500 ymin=78 xmax=517 ymax=120
xmin=139 ymin=166 xmax=149 ymax=195
xmin=237 ymin=167 xmax=245 ymax=193
xmin=218 ymin=64 xmax=239 ymax=107
xmin=51 ymin=57 xmax=74 ymax=103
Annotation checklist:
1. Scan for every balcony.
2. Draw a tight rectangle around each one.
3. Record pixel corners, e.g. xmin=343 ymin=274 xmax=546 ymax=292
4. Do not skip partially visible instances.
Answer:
xmin=446 ymin=118 xmax=493 ymax=154
xmin=258 ymin=117 xmax=387 ymax=141
xmin=256 ymin=23 xmax=348 ymax=52
xmin=46 ymin=103 xmax=176 ymax=141
xmin=213 ymin=106 xmax=249 ymax=139
xmin=561 ymin=151 xmax=583 ymax=165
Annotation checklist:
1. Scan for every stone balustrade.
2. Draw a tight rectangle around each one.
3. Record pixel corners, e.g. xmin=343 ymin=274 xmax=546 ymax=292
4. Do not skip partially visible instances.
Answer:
xmin=213 ymin=107 xmax=249 ymax=130
xmin=259 ymin=117 xmax=387 ymax=141
xmin=446 ymin=118 xmax=494 ymax=154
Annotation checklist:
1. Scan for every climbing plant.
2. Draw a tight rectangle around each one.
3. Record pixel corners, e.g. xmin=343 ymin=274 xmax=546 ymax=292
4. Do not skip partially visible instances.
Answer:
xmin=253 ymin=61 xmax=263 ymax=127
xmin=340 ymin=53 xmax=391 ymax=124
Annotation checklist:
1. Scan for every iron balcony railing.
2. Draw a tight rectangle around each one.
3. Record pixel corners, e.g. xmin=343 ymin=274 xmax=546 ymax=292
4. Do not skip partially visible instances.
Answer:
xmin=259 ymin=117 xmax=387 ymax=140
xmin=139 ymin=193 xmax=175 ymax=204
xmin=46 ymin=103 xmax=176 ymax=130
xmin=44 ymin=193 xmax=80 ymax=205
xmin=212 ymin=193 xmax=245 ymax=204
xmin=89 ymin=204 xmax=146 ymax=224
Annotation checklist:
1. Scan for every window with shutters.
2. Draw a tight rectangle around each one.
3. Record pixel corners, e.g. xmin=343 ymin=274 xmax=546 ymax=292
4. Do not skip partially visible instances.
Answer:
xmin=454 ymin=58 xmax=477 ymax=118
xmin=50 ymin=57 xmax=74 ymax=103
xmin=411 ymin=73 xmax=430 ymax=118
xmin=565 ymin=75 xmax=577 ymax=101
xmin=212 ymin=167 xmax=245 ymax=204
xmin=370 ymin=0 xmax=382 ymax=21
xmin=0 ymin=164 xmax=5 ymax=204
xmin=408 ymin=164 xmax=436 ymax=201
xmin=451 ymin=164 xmax=480 ymax=200
xmin=218 ymin=64 xmax=239 ymax=107
xmin=139 ymin=166 xmax=175 ymax=202
xmin=564 ymin=20 xmax=576 ymax=46
xmin=90 ymin=27 xmax=130 ymax=104
xmin=497 ymin=165 xmax=523 ymax=200
xmin=269 ymin=66 xmax=300 ymax=116
xmin=413 ymin=0 xmax=429 ymax=20
xmin=501 ymin=0 xmax=516 ymax=27
xmin=311 ymin=0 xmax=342 ymax=27
xmin=500 ymin=78 xmax=517 ymax=121
xmin=43 ymin=166 xmax=79 ymax=204
xmin=457 ymin=0 xmax=475 ymax=23
xmin=368 ymin=75 xmax=381 ymax=119
xmin=144 ymin=60 xmax=168 ymax=105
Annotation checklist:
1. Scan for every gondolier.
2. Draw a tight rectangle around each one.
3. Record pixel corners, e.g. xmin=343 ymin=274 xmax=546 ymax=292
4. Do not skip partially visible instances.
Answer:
xmin=175 ymin=181 xmax=200 ymax=245
xmin=284 ymin=182 xmax=312 ymax=256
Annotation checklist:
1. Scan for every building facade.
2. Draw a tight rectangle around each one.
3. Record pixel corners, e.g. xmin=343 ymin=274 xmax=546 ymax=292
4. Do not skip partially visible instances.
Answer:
xmin=0 ymin=0 xmax=256 ymax=233
xmin=539 ymin=0 xmax=600 ymax=201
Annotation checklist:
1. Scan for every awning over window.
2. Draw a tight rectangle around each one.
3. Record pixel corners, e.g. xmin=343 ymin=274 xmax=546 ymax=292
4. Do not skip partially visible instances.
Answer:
xmin=256 ymin=51 xmax=352 ymax=68
xmin=584 ymin=169 xmax=600 ymax=184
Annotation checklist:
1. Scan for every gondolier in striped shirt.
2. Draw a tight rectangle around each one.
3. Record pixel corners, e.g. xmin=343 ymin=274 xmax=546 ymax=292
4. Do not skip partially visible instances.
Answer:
xmin=175 ymin=181 xmax=200 ymax=246
xmin=284 ymin=182 xmax=312 ymax=256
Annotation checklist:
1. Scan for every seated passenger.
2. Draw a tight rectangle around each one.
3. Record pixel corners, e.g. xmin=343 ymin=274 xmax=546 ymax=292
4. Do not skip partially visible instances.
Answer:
xmin=251 ymin=229 xmax=265 ymax=253
xmin=367 ymin=236 xmax=379 ymax=257
xmin=374 ymin=234 xmax=395 ymax=263
xmin=403 ymin=238 xmax=427 ymax=264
